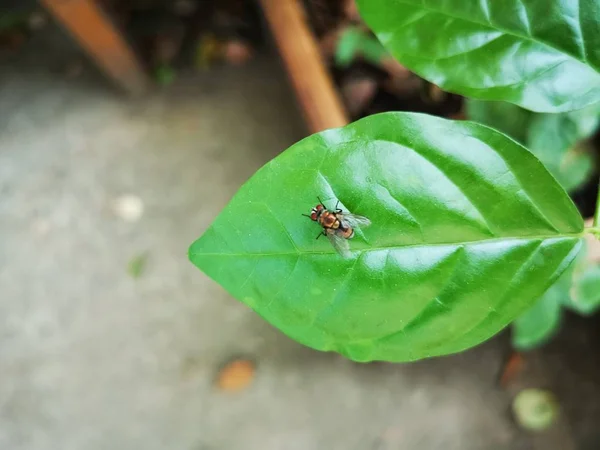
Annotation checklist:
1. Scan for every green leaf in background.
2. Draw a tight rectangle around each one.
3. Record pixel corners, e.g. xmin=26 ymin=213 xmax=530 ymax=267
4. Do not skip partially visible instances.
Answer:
xmin=466 ymin=100 xmax=599 ymax=193
xmin=527 ymin=107 xmax=599 ymax=192
xmin=189 ymin=112 xmax=584 ymax=363
xmin=465 ymin=100 xmax=532 ymax=144
xmin=512 ymin=240 xmax=600 ymax=350
xmin=547 ymin=142 xmax=594 ymax=193
xmin=335 ymin=27 xmax=389 ymax=68
xmin=512 ymin=267 xmax=572 ymax=351
xmin=355 ymin=0 xmax=600 ymax=112
xmin=567 ymin=264 xmax=600 ymax=315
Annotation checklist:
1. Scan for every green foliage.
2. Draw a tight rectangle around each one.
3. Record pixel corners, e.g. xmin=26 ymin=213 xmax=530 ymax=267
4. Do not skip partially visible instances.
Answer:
xmin=465 ymin=100 xmax=532 ymax=144
xmin=190 ymin=0 xmax=600 ymax=360
xmin=190 ymin=112 xmax=585 ymax=362
xmin=512 ymin=266 xmax=572 ymax=350
xmin=512 ymin=240 xmax=600 ymax=350
xmin=466 ymin=100 xmax=599 ymax=193
xmin=565 ymin=258 xmax=600 ymax=315
xmin=527 ymin=109 xmax=599 ymax=192
xmin=335 ymin=27 xmax=389 ymax=67
xmin=355 ymin=0 xmax=600 ymax=112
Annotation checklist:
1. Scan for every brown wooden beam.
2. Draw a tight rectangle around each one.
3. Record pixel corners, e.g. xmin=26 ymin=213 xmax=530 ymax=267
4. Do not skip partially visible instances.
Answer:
xmin=259 ymin=0 xmax=349 ymax=133
xmin=41 ymin=0 xmax=150 ymax=94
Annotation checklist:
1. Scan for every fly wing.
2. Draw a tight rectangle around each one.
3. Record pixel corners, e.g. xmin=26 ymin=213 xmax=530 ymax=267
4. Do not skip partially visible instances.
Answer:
xmin=326 ymin=229 xmax=352 ymax=258
xmin=342 ymin=213 xmax=372 ymax=229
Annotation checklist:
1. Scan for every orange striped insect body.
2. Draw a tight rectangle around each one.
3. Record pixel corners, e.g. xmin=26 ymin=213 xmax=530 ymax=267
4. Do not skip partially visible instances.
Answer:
xmin=304 ymin=198 xmax=371 ymax=257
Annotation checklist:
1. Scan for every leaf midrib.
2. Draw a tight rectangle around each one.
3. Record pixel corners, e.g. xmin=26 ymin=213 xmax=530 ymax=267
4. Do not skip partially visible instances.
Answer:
xmin=374 ymin=0 xmax=596 ymax=72
xmin=191 ymin=232 xmax=583 ymax=258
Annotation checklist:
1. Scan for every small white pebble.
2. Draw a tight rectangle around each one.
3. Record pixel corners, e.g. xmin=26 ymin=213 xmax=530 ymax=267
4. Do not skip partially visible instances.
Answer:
xmin=112 ymin=195 xmax=144 ymax=222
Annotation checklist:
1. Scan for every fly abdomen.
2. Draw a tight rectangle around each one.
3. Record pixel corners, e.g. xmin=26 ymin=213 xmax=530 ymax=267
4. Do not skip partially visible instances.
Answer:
xmin=338 ymin=226 xmax=354 ymax=239
xmin=305 ymin=198 xmax=369 ymax=256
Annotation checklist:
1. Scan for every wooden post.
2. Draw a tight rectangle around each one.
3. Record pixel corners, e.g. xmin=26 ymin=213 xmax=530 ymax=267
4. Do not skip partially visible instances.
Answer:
xmin=259 ymin=0 xmax=349 ymax=133
xmin=41 ymin=0 xmax=150 ymax=94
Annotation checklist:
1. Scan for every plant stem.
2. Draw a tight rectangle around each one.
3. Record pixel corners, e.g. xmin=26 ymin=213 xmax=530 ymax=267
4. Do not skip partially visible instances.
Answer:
xmin=595 ymin=178 xmax=600 ymax=228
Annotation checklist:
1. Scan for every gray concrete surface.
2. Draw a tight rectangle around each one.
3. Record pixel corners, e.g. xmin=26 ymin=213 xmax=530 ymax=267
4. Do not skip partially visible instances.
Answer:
xmin=1 ymin=23 xmax=600 ymax=450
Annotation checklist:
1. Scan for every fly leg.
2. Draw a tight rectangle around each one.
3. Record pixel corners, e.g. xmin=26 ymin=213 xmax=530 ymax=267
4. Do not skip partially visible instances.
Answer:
xmin=334 ymin=200 xmax=342 ymax=214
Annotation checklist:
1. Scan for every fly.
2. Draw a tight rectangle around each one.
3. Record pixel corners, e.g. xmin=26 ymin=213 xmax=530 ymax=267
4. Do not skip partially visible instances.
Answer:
xmin=303 ymin=197 xmax=371 ymax=257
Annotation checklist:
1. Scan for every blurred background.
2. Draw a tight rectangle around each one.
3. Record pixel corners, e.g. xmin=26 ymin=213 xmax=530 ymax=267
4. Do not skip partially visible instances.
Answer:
xmin=1 ymin=1 xmax=600 ymax=449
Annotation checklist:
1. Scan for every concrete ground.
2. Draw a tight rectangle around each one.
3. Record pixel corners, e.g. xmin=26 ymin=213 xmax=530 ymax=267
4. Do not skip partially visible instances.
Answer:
xmin=1 ymin=22 xmax=600 ymax=450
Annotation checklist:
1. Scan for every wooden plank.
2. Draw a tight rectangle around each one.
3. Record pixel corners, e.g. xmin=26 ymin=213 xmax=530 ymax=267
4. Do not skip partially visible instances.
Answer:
xmin=259 ymin=0 xmax=349 ymax=133
xmin=41 ymin=0 xmax=149 ymax=94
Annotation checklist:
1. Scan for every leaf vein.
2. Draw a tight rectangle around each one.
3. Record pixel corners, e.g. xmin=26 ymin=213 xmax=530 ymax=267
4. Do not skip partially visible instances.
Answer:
xmin=238 ymin=259 xmax=260 ymax=291
xmin=398 ymin=143 xmax=496 ymax=236
xmin=190 ymin=234 xmax=583 ymax=257
xmin=266 ymin=254 xmax=301 ymax=308
xmin=310 ymin=256 xmax=361 ymax=327
xmin=430 ymin=239 xmax=581 ymax=352
xmin=261 ymin=202 xmax=301 ymax=252
xmin=575 ymin=0 xmax=588 ymax=63
xmin=395 ymin=44 xmax=572 ymax=91
xmin=384 ymin=0 xmax=596 ymax=70
xmin=375 ymin=178 xmax=424 ymax=241
xmin=386 ymin=245 xmax=465 ymax=335
xmin=516 ymin=0 xmax=532 ymax=35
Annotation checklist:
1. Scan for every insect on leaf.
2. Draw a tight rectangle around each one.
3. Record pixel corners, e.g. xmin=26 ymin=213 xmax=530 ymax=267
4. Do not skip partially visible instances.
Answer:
xmin=189 ymin=112 xmax=584 ymax=363
xmin=356 ymin=0 xmax=600 ymax=112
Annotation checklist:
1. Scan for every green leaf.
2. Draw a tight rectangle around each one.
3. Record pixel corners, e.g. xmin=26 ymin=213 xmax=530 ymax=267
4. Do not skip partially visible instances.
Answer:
xmin=335 ymin=27 xmax=389 ymax=67
xmin=512 ymin=268 xmax=571 ymax=350
xmin=568 ymin=264 xmax=600 ymax=315
xmin=527 ymin=105 xmax=599 ymax=191
xmin=189 ymin=112 xmax=584 ymax=362
xmin=551 ymin=143 xmax=594 ymax=193
xmin=466 ymin=101 xmax=599 ymax=193
xmin=355 ymin=0 xmax=600 ymax=112
xmin=465 ymin=99 xmax=532 ymax=144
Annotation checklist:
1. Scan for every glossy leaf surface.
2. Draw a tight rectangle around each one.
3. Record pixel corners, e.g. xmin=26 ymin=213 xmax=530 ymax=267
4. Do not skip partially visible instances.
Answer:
xmin=189 ymin=112 xmax=584 ymax=362
xmin=356 ymin=0 xmax=600 ymax=112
